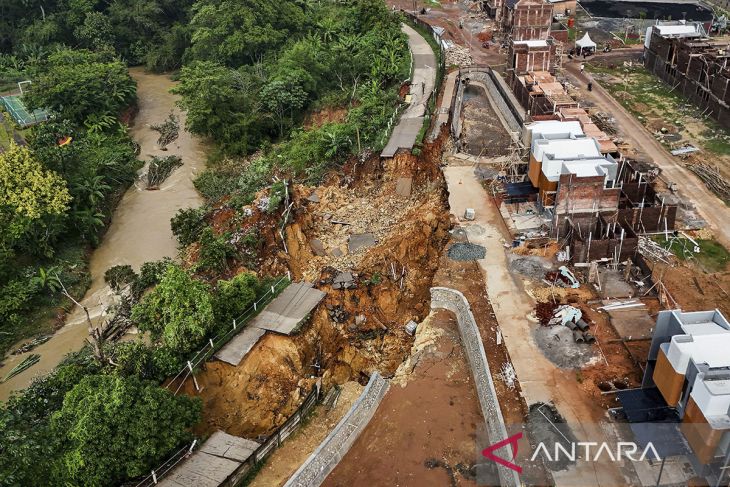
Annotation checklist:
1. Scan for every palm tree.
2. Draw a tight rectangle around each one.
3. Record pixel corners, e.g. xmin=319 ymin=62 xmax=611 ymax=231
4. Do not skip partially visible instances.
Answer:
xmin=73 ymin=175 xmax=111 ymax=209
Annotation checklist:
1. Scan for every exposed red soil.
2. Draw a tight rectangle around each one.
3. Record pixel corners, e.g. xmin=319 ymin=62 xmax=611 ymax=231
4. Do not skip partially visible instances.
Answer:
xmin=323 ymin=309 xmax=482 ymax=487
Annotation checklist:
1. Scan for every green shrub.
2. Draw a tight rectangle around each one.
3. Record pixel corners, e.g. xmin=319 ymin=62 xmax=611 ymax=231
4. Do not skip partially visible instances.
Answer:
xmin=170 ymin=207 xmax=207 ymax=248
xmin=131 ymin=264 xmax=215 ymax=355
xmin=197 ymin=228 xmax=235 ymax=273
xmin=104 ymin=265 xmax=137 ymax=292
xmin=213 ymin=272 xmax=259 ymax=328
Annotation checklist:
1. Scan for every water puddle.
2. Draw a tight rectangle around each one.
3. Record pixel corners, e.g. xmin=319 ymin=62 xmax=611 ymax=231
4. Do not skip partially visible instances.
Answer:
xmin=0 ymin=68 xmax=206 ymax=401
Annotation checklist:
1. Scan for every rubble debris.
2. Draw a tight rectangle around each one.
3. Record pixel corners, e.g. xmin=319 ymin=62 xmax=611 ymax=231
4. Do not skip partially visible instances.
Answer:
xmin=444 ymin=42 xmax=473 ymax=67
xmin=307 ymin=192 xmax=321 ymax=203
xmin=348 ymin=233 xmax=376 ymax=253
xmin=548 ymin=305 xmax=582 ymax=326
xmin=332 ymin=271 xmax=355 ymax=290
xmin=150 ymin=112 xmax=179 ymax=149
xmin=558 ymin=267 xmax=579 ymax=289
xmin=396 ymin=177 xmax=413 ymax=197
xmin=309 ymin=238 xmax=326 ymax=257
xmin=498 ymin=362 xmax=517 ymax=390
xmin=671 ymin=145 xmax=699 ymax=156
xmin=405 ymin=320 xmax=418 ymax=336
xmin=145 ymin=155 xmax=183 ymax=189
xmin=598 ymin=300 xmax=645 ymax=311
xmin=12 ymin=335 xmax=51 ymax=355
xmin=638 ymin=236 xmax=674 ymax=264
xmin=326 ymin=304 xmax=349 ymax=323
xmin=686 ymin=162 xmax=730 ymax=203
xmin=447 ymin=242 xmax=486 ymax=261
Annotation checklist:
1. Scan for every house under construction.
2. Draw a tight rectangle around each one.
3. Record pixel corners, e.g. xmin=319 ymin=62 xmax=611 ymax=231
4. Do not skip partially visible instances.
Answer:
xmin=644 ymin=23 xmax=730 ymax=129
xmin=619 ymin=309 xmax=730 ymax=485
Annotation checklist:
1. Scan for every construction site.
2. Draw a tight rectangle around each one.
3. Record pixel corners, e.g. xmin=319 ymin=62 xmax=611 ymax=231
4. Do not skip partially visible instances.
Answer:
xmin=142 ymin=1 xmax=730 ymax=486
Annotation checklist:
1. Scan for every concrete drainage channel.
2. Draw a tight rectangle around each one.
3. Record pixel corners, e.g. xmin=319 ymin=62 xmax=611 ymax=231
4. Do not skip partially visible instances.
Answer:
xmin=429 ymin=287 xmax=521 ymax=487
xmin=283 ymin=372 xmax=390 ymax=487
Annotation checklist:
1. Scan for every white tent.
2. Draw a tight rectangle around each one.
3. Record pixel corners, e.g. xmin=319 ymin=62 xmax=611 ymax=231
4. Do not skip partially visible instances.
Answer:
xmin=575 ymin=33 xmax=597 ymax=50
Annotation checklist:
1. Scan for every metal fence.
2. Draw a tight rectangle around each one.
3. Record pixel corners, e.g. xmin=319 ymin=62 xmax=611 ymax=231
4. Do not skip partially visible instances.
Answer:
xmin=1 ymin=95 xmax=49 ymax=128
xmin=133 ymin=384 xmax=321 ymax=487
xmin=165 ymin=273 xmax=292 ymax=395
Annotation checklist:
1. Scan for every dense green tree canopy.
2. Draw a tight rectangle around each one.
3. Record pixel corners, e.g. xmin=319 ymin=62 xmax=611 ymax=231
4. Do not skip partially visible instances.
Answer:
xmin=51 ymin=374 xmax=201 ymax=485
xmin=24 ymin=49 xmax=136 ymax=126
xmin=131 ymin=264 xmax=215 ymax=354
xmin=188 ymin=0 xmax=306 ymax=66
xmin=0 ymin=143 xmax=70 ymax=247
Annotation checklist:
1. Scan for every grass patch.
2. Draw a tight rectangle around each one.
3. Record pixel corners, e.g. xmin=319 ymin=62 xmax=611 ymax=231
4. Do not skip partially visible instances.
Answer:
xmin=609 ymin=32 xmax=643 ymax=45
xmin=652 ymin=236 xmax=730 ymax=273
xmin=586 ymin=63 xmax=730 ymax=157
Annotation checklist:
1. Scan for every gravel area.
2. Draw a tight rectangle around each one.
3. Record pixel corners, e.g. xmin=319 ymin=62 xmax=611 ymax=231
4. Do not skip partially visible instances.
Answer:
xmin=526 ymin=403 xmax=577 ymax=472
xmin=510 ymin=257 xmax=551 ymax=281
xmin=447 ymin=243 xmax=486 ymax=261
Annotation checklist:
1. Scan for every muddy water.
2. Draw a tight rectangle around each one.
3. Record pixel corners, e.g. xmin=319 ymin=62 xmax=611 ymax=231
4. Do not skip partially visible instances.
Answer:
xmin=0 ymin=68 xmax=206 ymax=401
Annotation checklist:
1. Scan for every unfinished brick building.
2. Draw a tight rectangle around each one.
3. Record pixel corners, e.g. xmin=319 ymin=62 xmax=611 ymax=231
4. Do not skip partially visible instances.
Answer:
xmin=565 ymin=215 xmax=638 ymax=263
xmin=502 ymin=0 xmax=553 ymax=41
xmin=483 ymin=0 xmax=505 ymax=21
xmin=644 ymin=27 xmax=730 ymax=128
xmin=617 ymin=160 xmax=678 ymax=234
xmin=509 ymin=40 xmax=558 ymax=76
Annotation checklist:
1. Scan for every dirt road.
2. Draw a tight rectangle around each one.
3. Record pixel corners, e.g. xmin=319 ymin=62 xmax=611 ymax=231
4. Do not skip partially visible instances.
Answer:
xmin=565 ymin=61 xmax=730 ymax=248
xmin=387 ymin=0 xmax=506 ymax=66
xmin=323 ymin=310 xmax=483 ymax=487
xmin=443 ymin=165 xmax=625 ymax=486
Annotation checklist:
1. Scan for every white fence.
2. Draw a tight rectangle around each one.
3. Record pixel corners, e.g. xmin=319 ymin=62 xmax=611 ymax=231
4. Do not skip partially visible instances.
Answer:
xmin=165 ymin=273 xmax=292 ymax=395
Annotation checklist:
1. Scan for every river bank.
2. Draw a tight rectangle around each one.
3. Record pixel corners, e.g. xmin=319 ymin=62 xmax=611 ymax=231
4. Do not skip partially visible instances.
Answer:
xmin=0 ymin=68 xmax=207 ymax=401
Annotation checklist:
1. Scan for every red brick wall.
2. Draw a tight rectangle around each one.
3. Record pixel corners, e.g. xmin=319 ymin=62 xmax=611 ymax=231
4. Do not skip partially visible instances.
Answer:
xmin=555 ymin=174 xmax=620 ymax=214
xmin=510 ymin=0 xmax=553 ymax=41
xmin=509 ymin=42 xmax=556 ymax=75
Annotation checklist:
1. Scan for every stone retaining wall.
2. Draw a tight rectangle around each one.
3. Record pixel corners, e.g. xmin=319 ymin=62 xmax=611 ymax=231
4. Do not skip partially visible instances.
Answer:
xmin=430 ymin=287 xmax=520 ymax=487
xmin=283 ymin=372 xmax=389 ymax=487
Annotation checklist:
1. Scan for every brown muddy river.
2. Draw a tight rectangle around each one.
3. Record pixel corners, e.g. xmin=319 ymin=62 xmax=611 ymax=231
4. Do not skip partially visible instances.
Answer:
xmin=0 ymin=68 xmax=206 ymax=401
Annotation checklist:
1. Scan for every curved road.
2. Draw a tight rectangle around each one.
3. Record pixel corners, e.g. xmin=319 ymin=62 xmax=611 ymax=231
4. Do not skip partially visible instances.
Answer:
xmin=381 ymin=24 xmax=437 ymax=158
xmin=565 ymin=61 xmax=730 ymax=248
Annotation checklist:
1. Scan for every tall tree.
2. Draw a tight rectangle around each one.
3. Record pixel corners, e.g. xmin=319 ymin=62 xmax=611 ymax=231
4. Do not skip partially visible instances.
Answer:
xmin=0 ymin=143 xmax=70 ymax=256
xmin=131 ymin=264 xmax=215 ymax=354
xmin=24 ymin=49 xmax=136 ymax=126
xmin=51 ymin=374 xmax=201 ymax=486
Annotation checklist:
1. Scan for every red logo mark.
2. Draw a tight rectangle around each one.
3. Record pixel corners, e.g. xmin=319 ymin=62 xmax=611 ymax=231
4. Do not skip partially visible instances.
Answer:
xmin=481 ymin=432 xmax=523 ymax=474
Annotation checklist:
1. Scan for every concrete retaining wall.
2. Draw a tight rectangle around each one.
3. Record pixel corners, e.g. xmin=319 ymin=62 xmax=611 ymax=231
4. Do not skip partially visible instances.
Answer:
xmin=283 ymin=372 xmax=389 ymax=487
xmin=453 ymin=67 xmax=524 ymax=138
xmin=430 ymin=287 xmax=520 ymax=487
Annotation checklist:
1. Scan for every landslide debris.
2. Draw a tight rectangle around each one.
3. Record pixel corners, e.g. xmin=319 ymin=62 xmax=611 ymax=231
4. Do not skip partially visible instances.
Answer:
xmin=184 ymin=132 xmax=453 ymax=437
